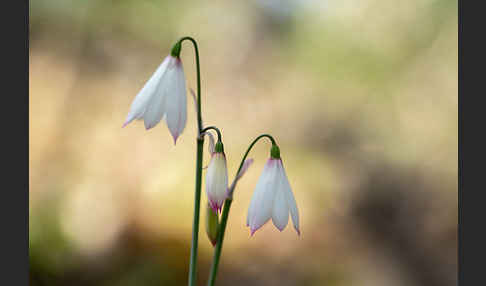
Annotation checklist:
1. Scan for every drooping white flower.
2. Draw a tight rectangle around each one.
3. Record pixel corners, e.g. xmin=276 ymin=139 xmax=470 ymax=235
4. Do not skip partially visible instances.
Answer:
xmin=123 ymin=55 xmax=187 ymax=144
xmin=205 ymin=142 xmax=229 ymax=212
xmin=247 ymin=158 xmax=300 ymax=236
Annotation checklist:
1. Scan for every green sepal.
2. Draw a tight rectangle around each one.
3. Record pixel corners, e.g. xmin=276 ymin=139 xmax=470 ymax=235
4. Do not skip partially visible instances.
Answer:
xmin=270 ymin=144 xmax=280 ymax=159
xmin=214 ymin=141 xmax=224 ymax=153
xmin=171 ymin=41 xmax=182 ymax=58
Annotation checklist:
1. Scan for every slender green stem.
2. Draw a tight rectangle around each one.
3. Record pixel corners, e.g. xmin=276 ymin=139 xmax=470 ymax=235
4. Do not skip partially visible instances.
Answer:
xmin=234 ymin=134 xmax=276 ymax=178
xmin=180 ymin=36 xmax=204 ymax=286
xmin=189 ymin=138 xmax=204 ymax=286
xmin=202 ymin=126 xmax=222 ymax=142
xmin=207 ymin=199 xmax=232 ymax=286
xmin=180 ymin=36 xmax=203 ymax=134
xmin=207 ymin=134 xmax=277 ymax=286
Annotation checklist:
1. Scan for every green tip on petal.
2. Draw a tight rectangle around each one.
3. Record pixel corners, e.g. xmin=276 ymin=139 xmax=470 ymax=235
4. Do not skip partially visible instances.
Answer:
xmin=215 ymin=141 xmax=224 ymax=153
xmin=171 ymin=41 xmax=182 ymax=58
xmin=270 ymin=144 xmax=280 ymax=159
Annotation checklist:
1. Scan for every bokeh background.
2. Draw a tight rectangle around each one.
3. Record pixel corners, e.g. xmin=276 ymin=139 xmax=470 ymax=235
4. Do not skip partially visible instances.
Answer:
xmin=29 ymin=0 xmax=458 ymax=285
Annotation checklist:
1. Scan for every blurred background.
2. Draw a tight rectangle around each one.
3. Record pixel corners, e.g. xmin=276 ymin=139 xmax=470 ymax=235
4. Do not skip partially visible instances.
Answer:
xmin=29 ymin=0 xmax=457 ymax=285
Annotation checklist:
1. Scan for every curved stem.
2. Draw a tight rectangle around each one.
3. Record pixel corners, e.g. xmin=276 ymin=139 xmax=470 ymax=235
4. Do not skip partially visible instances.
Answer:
xmin=207 ymin=134 xmax=276 ymax=286
xmin=202 ymin=126 xmax=222 ymax=142
xmin=180 ymin=36 xmax=204 ymax=286
xmin=180 ymin=36 xmax=203 ymax=134
xmin=234 ymin=134 xmax=275 ymax=178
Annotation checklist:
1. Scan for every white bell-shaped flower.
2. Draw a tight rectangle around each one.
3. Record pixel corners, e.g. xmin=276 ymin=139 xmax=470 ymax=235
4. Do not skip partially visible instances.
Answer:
xmin=123 ymin=55 xmax=187 ymax=144
xmin=205 ymin=142 xmax=229 ymax=212
xmin=247 ymin=155 xmax=300 ymax=236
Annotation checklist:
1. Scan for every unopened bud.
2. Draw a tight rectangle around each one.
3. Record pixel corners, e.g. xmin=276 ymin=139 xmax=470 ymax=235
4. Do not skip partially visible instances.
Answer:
xmin=205 ymin=142 xmax=228 ymax=212
xmin=205 ymin=203 xmax=219 ymax=246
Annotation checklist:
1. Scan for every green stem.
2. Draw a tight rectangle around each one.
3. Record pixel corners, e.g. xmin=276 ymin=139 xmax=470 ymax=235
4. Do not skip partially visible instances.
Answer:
xmin=234 ymin=134 xmax=276 ymax=179
xmin=202 ymin=126 xmax=222 ymax=142
xmin=180 ymin=36 xmax=203 ymax=134
xmin=180 ymin=36 xmax=204 ymax=286
xmin=207 ymin=134 xmax=276 ymax=286
xmin=207 ymin=199 xmax=232 ymax=286
xmin=189 ymin=137 xmax=204 ymax=286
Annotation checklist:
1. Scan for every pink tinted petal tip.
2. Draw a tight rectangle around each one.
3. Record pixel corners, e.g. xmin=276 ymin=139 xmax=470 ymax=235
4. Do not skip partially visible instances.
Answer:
xmin=209 ymin=202 xmax=217 ymax=213
xmin=122 ymin=117 xmax=133 ymax=128
xmin=208 ymin=200 xmax=222 ymax=214
xmin=171 ymin=132 xmax=180 ymax=145
xmin=250 ymin=225 xmax=262 ymax=236
xmin=145 ymin=123 xmax=155 ymax=130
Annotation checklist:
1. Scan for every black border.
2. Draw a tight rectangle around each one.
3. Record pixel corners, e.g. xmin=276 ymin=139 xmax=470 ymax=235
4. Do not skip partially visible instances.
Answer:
xmin=458 ymin=1 xmax=484 ymax=285
xmin=3 ymin=0 xmax=29 ymax=284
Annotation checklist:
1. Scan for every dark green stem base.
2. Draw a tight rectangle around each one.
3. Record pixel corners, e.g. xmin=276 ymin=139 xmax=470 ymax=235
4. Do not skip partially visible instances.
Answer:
xmin=189 ymin=138 xmax=204 ymax=286
xmin=207 ymin=199 xmax=232 ymax=286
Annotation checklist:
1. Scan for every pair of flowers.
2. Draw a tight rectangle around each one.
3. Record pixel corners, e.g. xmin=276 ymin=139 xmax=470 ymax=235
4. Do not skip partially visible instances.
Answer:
xmin=123 ymin=53 xmax=300 ymax=236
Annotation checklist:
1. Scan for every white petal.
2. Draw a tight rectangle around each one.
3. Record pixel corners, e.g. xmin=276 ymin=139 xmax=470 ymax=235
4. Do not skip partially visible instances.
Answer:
xmin=202 ymin=133 xmax=215 ymax=170
xmin=123 ymin=56 xmax=170 ymax=127
xmin=279 ymin=160 xmax=300 ymax=235
xmin=164 ymin=58 xmax=187 ymax=143
xmin=236 ymin=158 xmax=254 ymax=181
xmin=248 ymin=159 xmax=279 ymax=235
xmin=229 ymin=158 xmax=254 ymax=198
xmin=205 ymin=153 xmax=228 ymax=212
xmin=272 ymin=170 xmax=289 ymax=231
xmin=143 ymin=84 xmax=168 ymax=130
xmin=189 ymin=88 xmax=199 ymax=124
xmin=206 ymin=132 xmax=215 ymax=155
xmin=247 ymin=160 xmax=272 ymax=226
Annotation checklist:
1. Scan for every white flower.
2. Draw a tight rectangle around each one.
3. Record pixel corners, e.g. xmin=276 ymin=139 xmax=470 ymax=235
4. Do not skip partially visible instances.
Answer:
xmin=205 ymin=149 xmax=229 ymax=212
xmin=123 ymin=55 xmax=187 ymax=144
xmin=247 ymin=158 xmax=300 ymax=235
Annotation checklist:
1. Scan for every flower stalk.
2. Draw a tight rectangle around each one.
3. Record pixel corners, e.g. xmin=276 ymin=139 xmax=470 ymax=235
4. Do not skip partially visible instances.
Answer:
xmin=189 ymin=136 xmax=204 ymax=286
xmin=176 ymin=36 xmax=204 ymax=286
xmin=178 ymin=37 xmax=203 ymax=134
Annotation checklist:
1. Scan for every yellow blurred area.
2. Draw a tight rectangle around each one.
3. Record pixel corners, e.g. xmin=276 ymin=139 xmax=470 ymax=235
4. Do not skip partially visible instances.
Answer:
xmin=30 ymin=0 xmax=457 ymax=285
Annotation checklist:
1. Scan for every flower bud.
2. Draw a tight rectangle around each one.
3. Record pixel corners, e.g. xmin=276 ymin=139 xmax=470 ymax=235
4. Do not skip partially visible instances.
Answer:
xmin=205 ymin=203 xmax=219 ymax=246
xmin=205 ymin=142 xmax=229 ymax=212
